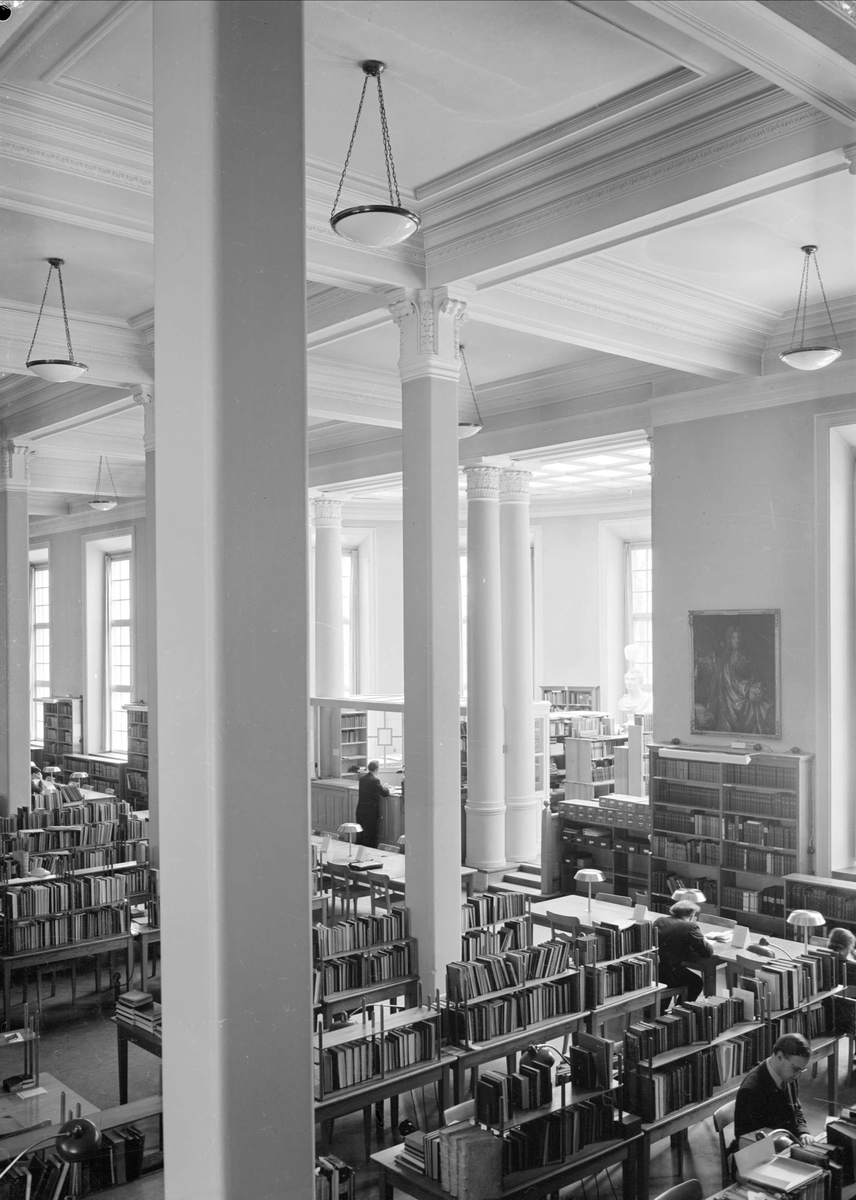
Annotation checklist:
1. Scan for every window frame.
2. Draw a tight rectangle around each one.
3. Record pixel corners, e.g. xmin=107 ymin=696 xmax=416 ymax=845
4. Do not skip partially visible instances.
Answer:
xmin=105 ymin=552 xmax=132 ymax=754
xmin=625 ymin=541 xmax=653 ymax=690
xmin=29 ymin=557 xmax=50 ymax=742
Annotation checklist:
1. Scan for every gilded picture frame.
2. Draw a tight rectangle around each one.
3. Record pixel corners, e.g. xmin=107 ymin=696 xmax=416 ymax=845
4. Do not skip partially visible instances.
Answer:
xmin=689 ymin=609 xmax=781 ymax=739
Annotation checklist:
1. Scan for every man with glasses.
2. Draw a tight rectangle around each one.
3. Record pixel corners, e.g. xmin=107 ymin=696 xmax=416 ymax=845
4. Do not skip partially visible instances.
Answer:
xmin=734 ymin=1033 xmax=815 ymax=1146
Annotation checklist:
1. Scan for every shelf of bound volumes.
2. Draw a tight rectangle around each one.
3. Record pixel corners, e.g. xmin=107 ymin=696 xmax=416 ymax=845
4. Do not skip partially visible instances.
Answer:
xmin=558 ymin=794 xmax=651 ymax=897
xmin=40 ymin=696 xmax=82 ymax=765
xmin=541 ymin=686 xmax=601 ymax=712
xmin=648 ymin=745 xmax=812 ymax=931
xmin=0 ymin=798 xmax=149 ymax=882
xmin=315 ymin=1154 xmax=355 ymax=1200
xmin=312 ymin=904 xmax=419 ymax=1026
xmin=786 ymin=873 xmax=856 ymax=937
xmin=460 ymin=890 xmax=531 ymax=961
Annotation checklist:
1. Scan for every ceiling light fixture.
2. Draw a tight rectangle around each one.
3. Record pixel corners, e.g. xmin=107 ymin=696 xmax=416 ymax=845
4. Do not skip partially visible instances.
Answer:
xmin=779 ymin=245 xmax=842 ymax=371
xmin=26 ymin=258 xmax=88 ymax=382
xmin=458 ymin=345 xmax=483 ymax=439
xmin=89 ymin=456 xmax=118 ymax=511
xmin=330 ymin=61 xmax=421 ymax=247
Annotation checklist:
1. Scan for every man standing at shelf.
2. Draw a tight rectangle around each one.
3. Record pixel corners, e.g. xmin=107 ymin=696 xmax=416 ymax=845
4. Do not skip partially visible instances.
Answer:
xmin=653 ymin=900 xmax=713 ymax=1001
xmin=355 ymin=761 xmax=389 ymax=849
xmin=734 ymin=1033 xmax=814 ymax=1145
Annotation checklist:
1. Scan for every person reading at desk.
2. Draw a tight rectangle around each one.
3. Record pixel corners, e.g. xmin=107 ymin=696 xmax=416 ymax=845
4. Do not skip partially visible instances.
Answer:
xmin=654 ymin=900 xmax=713 ymax=1001
xmin=355 ymin=761 xmax=389 ymax=849
xmin=828 ymin=927 xmax=856 ymax=962
xmin=734 ymin=1033 xmax=813 ymax=1146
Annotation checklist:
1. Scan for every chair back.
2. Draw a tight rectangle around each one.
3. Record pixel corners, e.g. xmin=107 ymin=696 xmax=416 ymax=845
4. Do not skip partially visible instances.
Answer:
xmin=444 ymin=1099 xmax=475 ymax=1125
xmin=545 ymin=910 xmax=582 ymax=940
xmin=810 ymin=935 xmax=830 ymax=947
xmin=378 ymin=843 xmax=401 ymax=854
xmin=713 ymin=1099 xmax=737 ymax=1187
xmin=595 ymin=892 xmax=632 ymax=906
xmin=701 ymin=913 xmax=737 ymax=929
xmin=652 ymin=1180 xmax=703 ymax=1200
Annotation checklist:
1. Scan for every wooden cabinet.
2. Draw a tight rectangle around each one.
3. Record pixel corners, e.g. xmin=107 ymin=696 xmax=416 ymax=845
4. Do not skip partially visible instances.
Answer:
xmin=123 ymin=703 xmax=149 ymax=807
xmin=558 ymin=795 xmax=651 ymax=898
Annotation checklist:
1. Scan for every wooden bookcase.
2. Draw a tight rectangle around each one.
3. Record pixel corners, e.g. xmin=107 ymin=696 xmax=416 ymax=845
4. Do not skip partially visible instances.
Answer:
xmin=558 ymin=795 xmax=651 ymax=898
xmin=124 ymin=703 xmax=149 ymax=807
xmin=336 ymin=709 xmax=368 ymax=775
xmin=541 ymin=686 xmax=601 ymax=711
xmin=648 ymin=745 xmax=813 ymax=931
xmin=64 ymin=752 xmax=126 ymax=798
xmin=1 ymin=798 xmax=150 ymax=881
xmin=785 ymin=873 xmax=856 ymax=935
xmin=312 ymin=904 xmax=419 ymax=1026
xmin=563 ymin=734 xmax=627 ymax=804
xmin=40 ymin=696 xmax=82 ymax=765
xmin=460 ymin=891 xmax=532 ymax=961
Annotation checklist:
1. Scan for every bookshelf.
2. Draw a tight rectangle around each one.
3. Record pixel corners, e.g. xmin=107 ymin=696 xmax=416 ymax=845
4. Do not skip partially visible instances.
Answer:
xmin=312 ymin=904 xmax=419 ymax=1026
xmin=40 ymin=696 xmax=83 ymax=765
xmin=337 ymin=709 xmax=368 ymax=775
xmin=460 ymin=891 xmax=532 ymax=961
xmin=64 ymin=752 xmax=126 ymax=798
xmin=0 ymin=798 xmax=150 ymax=881
xmin=785 ymin=874 xmax=856 ymax=935
xmin=540 ymin=686 xmax=601 ymax=712
xmin=613 ymin=722 xmax=651 ymax=798
xmin=124 ymin=703 xmax=149 ymax=807
xmin=648 ymin=745 xmax=813 ymax=930
xmin=558 ymin=795 xmax=651 ymax=898
xmin=563 ymin=734 xmax=624 ymax=804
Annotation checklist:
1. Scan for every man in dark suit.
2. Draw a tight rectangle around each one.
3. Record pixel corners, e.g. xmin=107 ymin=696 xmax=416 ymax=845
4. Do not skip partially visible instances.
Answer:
xmin=354 ymin=760 xmax=389 ymax=848
xmin=654 ymin=900 xmax=713 ymax=1001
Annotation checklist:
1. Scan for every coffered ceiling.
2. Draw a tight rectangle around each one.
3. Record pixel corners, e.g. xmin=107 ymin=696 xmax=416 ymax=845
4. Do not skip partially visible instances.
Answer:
xmin=0 ymin=0 xmax=853 ymax=526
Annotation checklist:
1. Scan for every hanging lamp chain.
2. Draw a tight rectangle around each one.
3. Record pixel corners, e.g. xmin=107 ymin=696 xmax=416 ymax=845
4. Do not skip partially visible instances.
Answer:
xmin=330 ymin=63 xmax=402 ymax=218
xmin=460 ymin=347 xmax=483 ymax=425
xmin=104 ymin=456 xmax=119 ymax=502
xmin=93 ymin=455 xmax=104 ymax=502
xmin=26 ymin=259 xmax=77 ymax=363
xmin=788 ymin=247 xmax=840 ymax=352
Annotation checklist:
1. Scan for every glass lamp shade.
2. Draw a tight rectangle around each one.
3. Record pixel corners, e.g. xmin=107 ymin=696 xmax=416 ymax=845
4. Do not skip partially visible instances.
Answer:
xmin=56 ymin=1117 xmax=102 ymax=1162
xmin=457 ymin=422 xmax=483 ymax=439
xmin=786 ymin=909 xmax=825 ymax=929
xmin=779 ymin=347 xmax=842 ymax=371
xmin=69 ymin=772 xmax=88 ymax=786
xmin=26 ymin=359 xmax=88 ymax=383
xmin=574 ymin=869 xmax=606 ymax=885
xmin=672 ymin=888 xmax=707 ymax=904
xmin=43 ymin=766 xmax=62 ymax=779
xmin=338 ymin=822 xmax=362 ymax=837
xmin=89 ymin=499 xmax=117 ymax=511
xmin=330 ymin=205 xmax=421 ymax=247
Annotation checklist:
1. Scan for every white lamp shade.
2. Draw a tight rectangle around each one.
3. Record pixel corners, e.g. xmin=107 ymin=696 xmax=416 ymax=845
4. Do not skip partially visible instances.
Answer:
xmin=779 ymin=347 xmax=842 ymax=371
xmin=457 ymin=422 xmax=483 ymax=439
xmin=26 ymin=359 xmax=88 ymax=383
xmin=89 ymin=499 xmax=118 ymax=511
xmin=574 ymin=868 xmax=606 ymax=884
xmin=330 ymin=205 xmax=421 ymax=247
xmin=786 ymin=909 xmax=825 ymax=928
xmin=338 ymin=822 xmax=362 ymax=836
xmin=672 ymin=888 xmax=706 ymax=904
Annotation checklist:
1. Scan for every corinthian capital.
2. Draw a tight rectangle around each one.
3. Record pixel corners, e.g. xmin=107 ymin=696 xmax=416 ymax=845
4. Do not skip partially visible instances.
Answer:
xmin=499 ymin=469 xmax=532 ymax=503
xmin=464 ymin=465 xmax=501 ymax=500
xmin=385 ymin=285 xmax=475 ymax=382
xmin=313 ymin=497 xmax=343 ymax=528
xmin=1 ymin=441 xmax=34 ymax=486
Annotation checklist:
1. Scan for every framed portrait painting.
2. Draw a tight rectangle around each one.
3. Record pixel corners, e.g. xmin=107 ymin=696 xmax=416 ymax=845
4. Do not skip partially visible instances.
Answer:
xmin=689 ymin=609 xmax=780 ymax=739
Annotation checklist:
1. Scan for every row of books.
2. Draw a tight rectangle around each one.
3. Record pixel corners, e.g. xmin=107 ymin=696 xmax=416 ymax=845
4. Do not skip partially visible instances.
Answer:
xmin=720 ymin=884 xmax=784 ymax=916
xmin=572 ymin=920 xmax=653 ymax=965
xmin=312 ymin=907 xmax=408 ymax=958
xmin=446 ymin=941 xmax=572 ymax=1001
xmin=723 ymin=845 xmax=797 ymax=875
xmin=651 ymin=836 xmax=720 ymax=865
xmin=734 ymin=950 xmax=840 ymax=1013
xmin=460 ymin=891 xmax=528 ymax=931
xmin=501 ymin=1092 xmax=618 ymax=1176
xmin=789 ymin=883 xmax=856 ymax=923
xmin=314 ymin=943 xmax=413 ymax=999
xmin=652 ymin=873 xmax=718 ymax=905
xmin=443 ymin=975 xmax=583 ymax=1046
xmin=724 ymin=763 xmax=799 ymax=789
xmin=655 ymin=758 xmax=718 ymax=783
xmin=653 ymin=808 xmax=720 ymax=835
xmin=722 ymin=817 xmax=796 ymax=848
xmin=317 ymin=1019 xmax=437 ymax=1094
xmin=4 ymin=905 xmax=130 ymax=953
xmin=1 ymin=823 xmax=131 ymax=851
xmin=461 ymin=920 xmax=531 ymax=961
xmin=2 ymin=1125 xmax=145 ymax=1198
xmin=623 ymin=994 xmax=750 ymax=1063
xmin=655 ymin=783 xmax=719 ymax=810
xmin=3 ymin=874 xmax=133 ymax=919
xmin=314 ymin=1154 xmax=355 ymax=1200
xmin=11 ymin=843 xmax=150 ymax=876
xmin=16 ymin=800 xmax=136 ymax=827
xmin=583 ymin=953 xmax=655 ymax=1007
xmin=725 ymin=789 xmax=798 ymax=818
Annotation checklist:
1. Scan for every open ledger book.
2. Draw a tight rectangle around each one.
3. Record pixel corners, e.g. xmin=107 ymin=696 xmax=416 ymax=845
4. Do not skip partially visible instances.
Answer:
xmin=734 ymin=1133 xmax=825 ymax=1194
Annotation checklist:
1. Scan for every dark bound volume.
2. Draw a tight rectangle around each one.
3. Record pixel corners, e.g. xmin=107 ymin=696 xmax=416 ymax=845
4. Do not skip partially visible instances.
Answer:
xmin=120 ymin=1124 xmax=146 ymax=1181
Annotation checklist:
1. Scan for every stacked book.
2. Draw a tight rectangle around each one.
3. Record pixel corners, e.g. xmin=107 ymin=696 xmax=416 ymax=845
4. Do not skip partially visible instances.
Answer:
xmin=116 ymin=989 xmax=162 ymax=1034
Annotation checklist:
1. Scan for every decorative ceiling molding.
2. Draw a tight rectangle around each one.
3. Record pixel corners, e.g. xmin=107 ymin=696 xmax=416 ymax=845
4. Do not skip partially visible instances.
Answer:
xmin=29 ymin=498 xmax=146 ymax=533
xmin=630 ymin=0 xmax=856 ymax=128
xmin=40 ymin=0 xmax=152 ymax=117
xmin=1 ymin=384 xmax=138 ymax=441
xmin=0 ymin=87 xmax=152 ymax=162
xmin=415 ymin=67 xmax=702 ymax=202
xmin=0 ymin=187 xmax=152 ymax=242
xmin=0 ymin=132 xmax=152 ymax=192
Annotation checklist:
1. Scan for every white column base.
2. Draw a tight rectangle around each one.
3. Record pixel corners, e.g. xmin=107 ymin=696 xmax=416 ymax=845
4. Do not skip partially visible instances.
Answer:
xmin=505 ymin=792 xmax=539 ymax=862
xmin=464 ymin=803 xmax=507 ymax=871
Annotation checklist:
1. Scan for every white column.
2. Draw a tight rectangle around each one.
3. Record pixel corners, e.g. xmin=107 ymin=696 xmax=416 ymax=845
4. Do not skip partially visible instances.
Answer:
xmin=314 ymin=497 xmax=344 ymax=778
xmin=387 ymin=286 xmax=469 ymax=995
xmin=135 ymin=389 xmax=158 ymax=864
xmin=464 ymin=465 xmax=506 ymax=870
xmin=0 ymin=442 xmax=32 ymax=817
xmin=153 ymin=4 xmax=313 ymax=1197
xmin=500 ymin=468 xmax=538 ymax=861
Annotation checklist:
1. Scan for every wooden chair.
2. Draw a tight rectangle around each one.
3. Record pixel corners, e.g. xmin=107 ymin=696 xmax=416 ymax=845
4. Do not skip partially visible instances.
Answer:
xmin=652 ymin=1181 xmax=703 ymax=1200
xmin=713 ymin=1099 xmax=736 ymax=1188
xmin=325 ymin=862 xmax=372 ymax=920
xmin=595 ymin=892 xmax=632 ymax=906
xmin=546 ymin=910 xmax=582 ymax=940
xmin=810 ymin=935 xmax=830 ymax=947
xmin=443 ymin=1099 xmax=475 ymax=1125
xmin=366 ymin=870 xmax=405 ymax=915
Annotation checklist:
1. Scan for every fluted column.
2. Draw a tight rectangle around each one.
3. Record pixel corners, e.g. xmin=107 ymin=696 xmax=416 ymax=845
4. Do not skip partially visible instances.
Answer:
xmin=386 ymin=284 xmax=470 ymax=995
xmin=314 ymin=497 xmax=345 ymax=778
xmin=0 ymin=442 xmax=32 ymax=817
xmin=464 ymin=465 xmax=506 ymax=870
xmin=500 ymin=468 xmax=537 ymax=860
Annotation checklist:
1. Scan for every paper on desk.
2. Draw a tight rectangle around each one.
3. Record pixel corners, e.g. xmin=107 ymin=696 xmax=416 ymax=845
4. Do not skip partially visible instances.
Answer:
xmin=3 ymin=1032 xmax=23 ymax=1042
xmin=15 ymin=1087 xmax=46 ymax=1098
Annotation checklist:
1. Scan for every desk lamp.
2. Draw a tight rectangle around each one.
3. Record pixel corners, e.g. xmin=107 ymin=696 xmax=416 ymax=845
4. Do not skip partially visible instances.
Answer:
xmin=787 ymin=909 xmax=825 ymax=952
xmin=574 ymin=868 xmax=605 ymax=917
xmin=671 ymin=888 xmax=707 ymax=906
xmin=69 ymin=772 xmax=88 ymax=788
xmin=338 ymin=822 xmax=362 ymax=859
xmin=397 ymin=834 xmax=406 ymax=854
xmin=43 ymin=766 xmax=62 ymax=785
xmin=0 ymin=1115 xmax=101 ymax=1197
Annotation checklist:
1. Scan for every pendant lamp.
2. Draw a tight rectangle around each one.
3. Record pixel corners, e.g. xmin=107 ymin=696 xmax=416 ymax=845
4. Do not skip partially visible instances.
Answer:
xmin=779 ymin=245 xmax=842 ymax=371
xmin=330 ymin=61 xmax=421 ymax=247
xmin=458 ymin=346 xmax=483 ymax=439
xmin=26 ymin=258 xmax=88 ymax=382
xmin=89 ymin=456 xmax=118 ymax=511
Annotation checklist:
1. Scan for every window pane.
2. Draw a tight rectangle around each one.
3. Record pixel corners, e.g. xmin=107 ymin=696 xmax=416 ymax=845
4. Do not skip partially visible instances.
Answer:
xmin=106 ymin=555 xmax=132 ymax=753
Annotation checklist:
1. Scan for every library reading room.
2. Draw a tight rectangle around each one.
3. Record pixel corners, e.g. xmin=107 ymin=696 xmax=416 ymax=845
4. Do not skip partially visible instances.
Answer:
xmin=0 ymin=1 xmax=855 ymax=1198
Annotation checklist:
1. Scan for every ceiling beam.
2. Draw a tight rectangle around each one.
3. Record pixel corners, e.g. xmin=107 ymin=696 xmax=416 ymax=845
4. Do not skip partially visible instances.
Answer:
xmin=0 ymin=383 xmax=139 ymax=440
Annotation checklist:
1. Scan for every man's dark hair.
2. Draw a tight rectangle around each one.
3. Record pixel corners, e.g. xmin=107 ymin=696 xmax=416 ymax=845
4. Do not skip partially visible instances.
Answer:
xmin=367 ymin=760 xmax=379 ymax=772
xmin=773 ymin=1032 xmax=811 ymax=1058
xmin=669 ymin=900 xmax=700 ymax=920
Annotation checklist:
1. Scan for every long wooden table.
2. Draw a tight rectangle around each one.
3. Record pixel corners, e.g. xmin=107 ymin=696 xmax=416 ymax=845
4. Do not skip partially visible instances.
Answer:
xmin=0 ymin=934 xmax=134 ymax=1023
xmin=372 ymin=1127 xmax=644 ymax=1200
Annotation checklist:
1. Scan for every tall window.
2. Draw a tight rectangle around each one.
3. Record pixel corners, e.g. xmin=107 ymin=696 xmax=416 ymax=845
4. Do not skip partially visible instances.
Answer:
xmin=627 ymin=543 xmax=653 ymax=687
xmin=342 ymin=549 xmax=359 ymax=695
xmin=106 ymin=554 xmax=132 ymax=753
xmin=30 ymin=563 xmax=50 ymax=741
